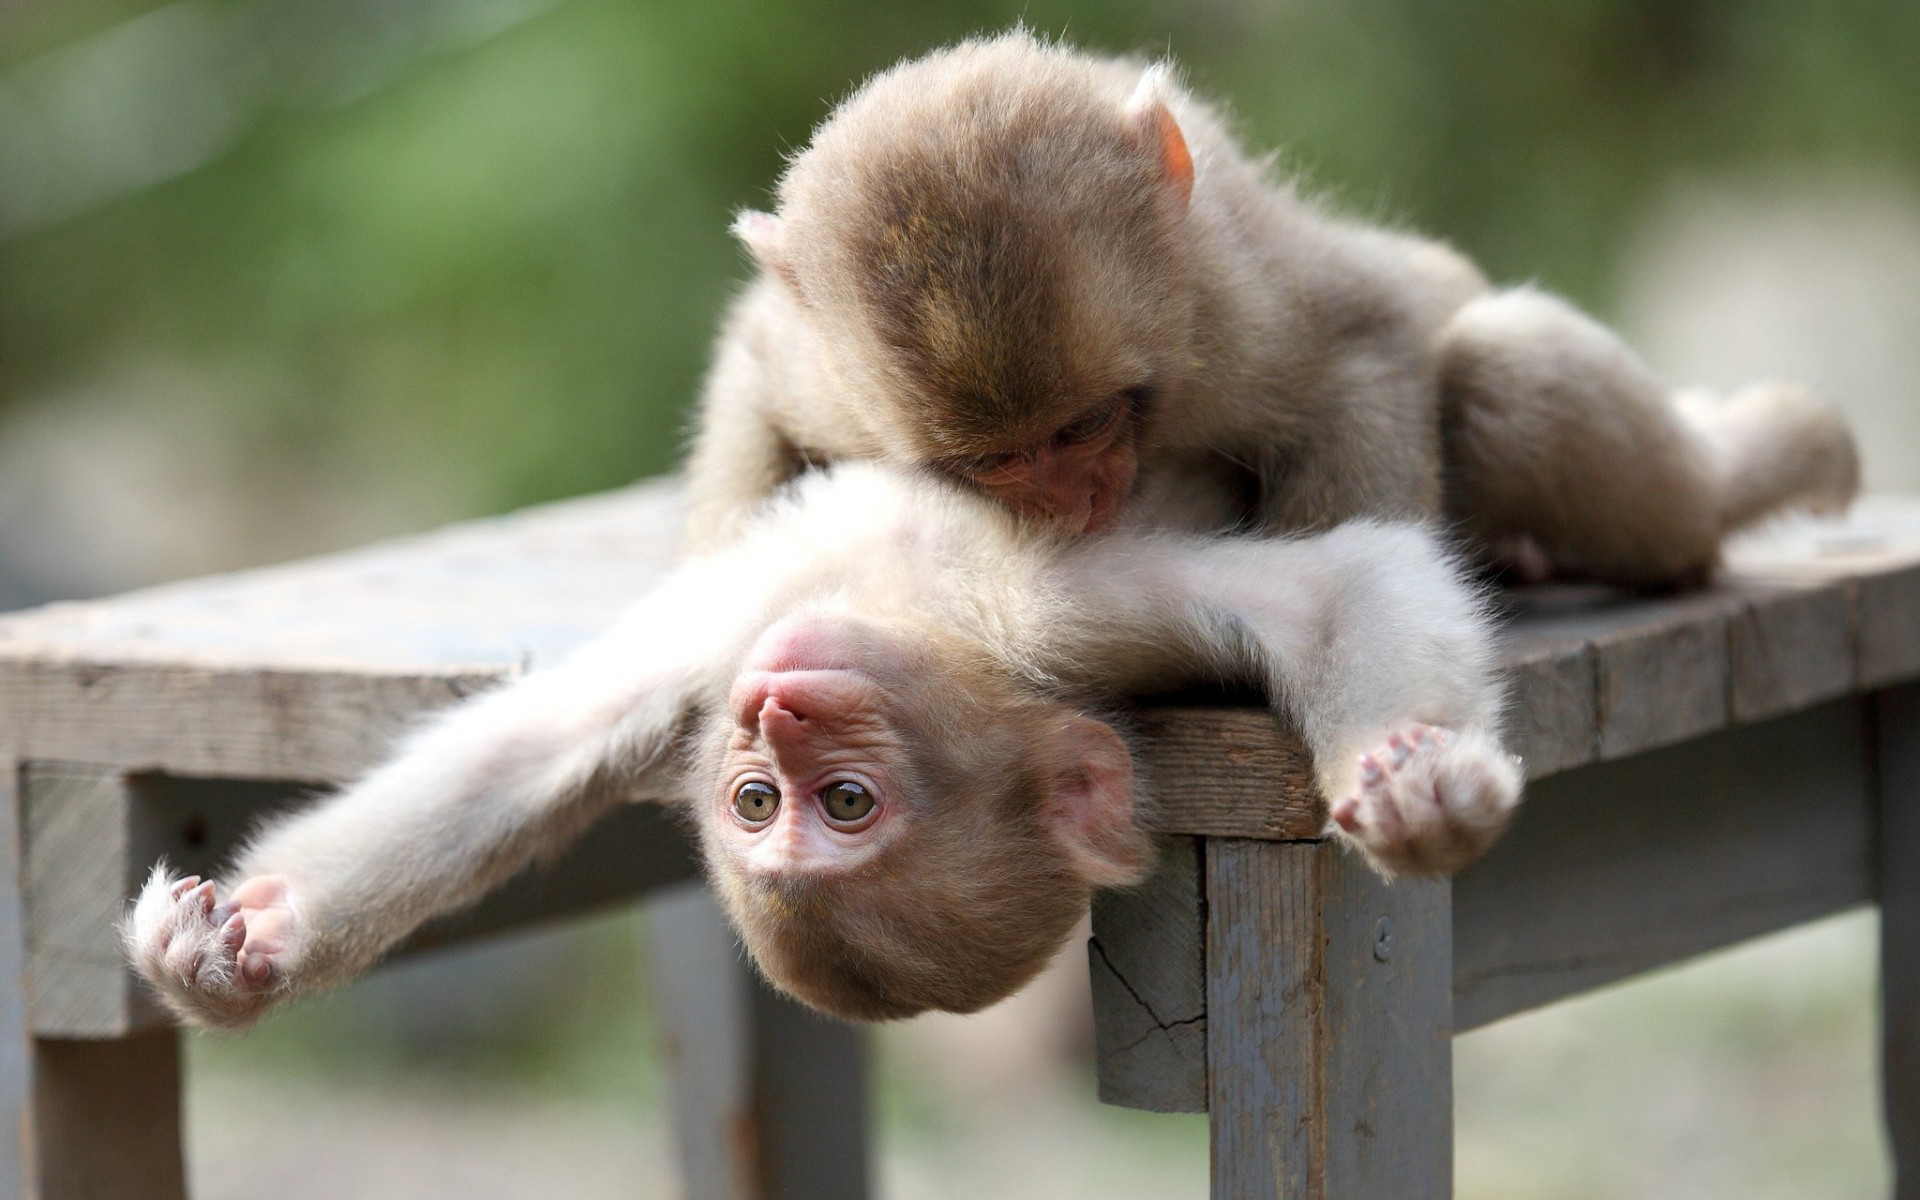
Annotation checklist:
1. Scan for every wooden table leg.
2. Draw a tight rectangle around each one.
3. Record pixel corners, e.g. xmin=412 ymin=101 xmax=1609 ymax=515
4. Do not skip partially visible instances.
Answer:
xmin=647 ymin=881 xmax=870 ymax=1200
xmin=1206 ymin=838 xmax=1452 ymax=1200
xmin=1 ymin=760 xmax=187 ymax=1200
xmin=1877 ymin=683 xmax=1920 ymax=1199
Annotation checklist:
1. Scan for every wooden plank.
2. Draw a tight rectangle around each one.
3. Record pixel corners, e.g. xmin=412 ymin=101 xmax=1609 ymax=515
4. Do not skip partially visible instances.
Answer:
xmin=1726 ymin=496 xmax=1920 ymax=689
xmin=0 ymin=480 xmax=683 ymax=675
xmin=1590 ymin=597 xmax=1734 ymax=760
xmin=1729 ymin=584 xmax=1854 ymax=722
xmin=1875 ymin=682 xmax=1920 ymax=1198
xmin=646 ymin=883 xmax=871 ymax=1200
xmin=25 ymin=770 xmax=702 ymax=1038
xmin=1090 ymin=836 xmax=1206 ymax=1113
xmin=1 ymin=486 xmax=1915 ymax=802
xmin=23 ymin=766 xmax=160 ymax=1036
xmin=1135 ymin=710 xmax=1320 ymax=839
xmin=1205 ymin=839 xmax=1450 ymax=1199
xmin=0 ymin=663 xmax=496 ymax=784
xmin=1452 ymin=698 xmax=1874 ymax=1030
xmin=1858 ymin=564 xmax=1920 ymax=690
xmin=33 ymin=1031 xmax=184 ymax=1200
xmin=1499 ymin=633 xmax=1597 ymax=779
xmin=0 ymin=760 xmax=33 ymax=1197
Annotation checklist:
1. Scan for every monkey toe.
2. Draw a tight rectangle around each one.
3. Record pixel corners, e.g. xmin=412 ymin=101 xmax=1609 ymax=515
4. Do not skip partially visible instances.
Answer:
xmin=1338 ymin=726 xmax=1521 ymax=877
xmin=124 ymin=865 xmax=285 ymax=1029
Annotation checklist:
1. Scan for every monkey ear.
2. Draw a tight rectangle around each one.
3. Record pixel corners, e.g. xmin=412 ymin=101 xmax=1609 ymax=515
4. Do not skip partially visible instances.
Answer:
xmin=1044 ymin=715 xmax=1153 ymax=889
xmin=1126 ymin=66 xmax=1194 ymax=215
xmin=732 ymin=209 xmax=800 ymax=289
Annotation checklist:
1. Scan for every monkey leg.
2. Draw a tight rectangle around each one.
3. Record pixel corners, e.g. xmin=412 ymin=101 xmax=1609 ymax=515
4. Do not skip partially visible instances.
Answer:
xmin=1436 ymin=288 xmax=1858 ymax=587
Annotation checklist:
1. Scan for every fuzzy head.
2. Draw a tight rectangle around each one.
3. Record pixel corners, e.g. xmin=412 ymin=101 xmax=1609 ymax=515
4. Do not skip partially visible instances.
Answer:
xmin=736 ymin=33 xmax=1200 ymax=532
xmin=698 ymin=611 xmax=1152 ymax=1020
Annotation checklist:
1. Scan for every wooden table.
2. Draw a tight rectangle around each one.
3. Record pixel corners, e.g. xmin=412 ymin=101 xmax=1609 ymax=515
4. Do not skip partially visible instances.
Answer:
xmin=1 ymin=482 xmax=1915 ymax=1200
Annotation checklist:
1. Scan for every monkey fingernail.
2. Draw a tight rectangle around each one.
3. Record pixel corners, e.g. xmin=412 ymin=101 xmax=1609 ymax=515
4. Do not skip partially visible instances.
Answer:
xmin=1359 ymin=755 xmax=1383 ymax=783
xmin=190 ymin=881 xmax=216 ymax=913
xmin=1333 ymin=800 xmax=1361 ymax=830
xmin=170 ymin=876 xmax=202 ymax=899
xmin=210 ymin=902 xmax=235 ymax=925
xmin=243 ymin=958 xmax=274 ymax=986
xmin=219 ymin=913 xmax=246 ymax=949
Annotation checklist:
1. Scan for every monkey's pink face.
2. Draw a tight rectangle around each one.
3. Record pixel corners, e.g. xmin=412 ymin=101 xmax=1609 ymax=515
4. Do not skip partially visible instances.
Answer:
xmin=951 ymin=391 xmax=1145 ymax=535
xmin=714 ymin=617 xmax=918 ymax=876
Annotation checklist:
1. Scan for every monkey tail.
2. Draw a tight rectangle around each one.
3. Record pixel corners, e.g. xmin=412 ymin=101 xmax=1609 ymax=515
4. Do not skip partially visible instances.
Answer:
xmin=1684 ymin=382 xmax=1861 ymax=536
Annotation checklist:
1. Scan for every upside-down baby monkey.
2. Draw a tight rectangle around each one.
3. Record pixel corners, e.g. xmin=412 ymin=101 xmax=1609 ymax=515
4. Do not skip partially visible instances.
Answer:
xmin=127 ymin=465 xmax=1517 ymax=1027
xmin=687 ymin=32 xmax=1858 ymax=581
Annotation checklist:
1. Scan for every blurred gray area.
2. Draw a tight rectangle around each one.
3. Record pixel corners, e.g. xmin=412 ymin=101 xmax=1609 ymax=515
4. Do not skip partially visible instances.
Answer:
xmin=1 ymin=0 xmax=1914 ymax=1195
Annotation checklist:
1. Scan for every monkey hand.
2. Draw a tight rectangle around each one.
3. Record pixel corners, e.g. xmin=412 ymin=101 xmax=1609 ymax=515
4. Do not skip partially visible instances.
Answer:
xmin=123 ymin=865 xmax=298 ymax=1030
xmin=1328 ymin=725 xmax=1521 ymax=877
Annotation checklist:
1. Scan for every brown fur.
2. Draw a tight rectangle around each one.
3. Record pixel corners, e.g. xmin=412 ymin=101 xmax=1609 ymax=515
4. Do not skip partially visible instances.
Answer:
xmin=696 ymin=629 xmax=1122 ymax=1019
xmin=688 ymin=31 xmax=1859 ymax=583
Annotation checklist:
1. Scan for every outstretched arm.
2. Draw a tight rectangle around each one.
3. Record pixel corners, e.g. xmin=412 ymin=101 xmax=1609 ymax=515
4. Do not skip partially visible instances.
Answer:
xmin=125 ymin=564 xmax=756 ymax=1029
xmin=1057 ymin=521 xmax=1520 ymax=876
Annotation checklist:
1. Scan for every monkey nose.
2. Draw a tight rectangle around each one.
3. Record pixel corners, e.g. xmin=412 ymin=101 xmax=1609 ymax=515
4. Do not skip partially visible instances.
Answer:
xmin=760 ymin=696 xmax=806 ymax=725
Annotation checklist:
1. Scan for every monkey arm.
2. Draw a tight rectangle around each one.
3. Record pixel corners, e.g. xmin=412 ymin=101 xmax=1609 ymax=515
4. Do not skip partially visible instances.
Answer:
xmin=1058 ymin=521 xmax=1520 ymax=875
xmin=683 ymin=282 xmax=815 ymax=549
xmin=124 ymin=566 xmax=755 ymax=1029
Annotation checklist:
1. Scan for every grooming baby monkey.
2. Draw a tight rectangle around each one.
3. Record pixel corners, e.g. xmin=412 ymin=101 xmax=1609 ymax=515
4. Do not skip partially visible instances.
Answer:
xmin=127 ymin=466 xmax=1516 ymax=1027
xmin=688 ymin=32 xmax=1858 ymax=581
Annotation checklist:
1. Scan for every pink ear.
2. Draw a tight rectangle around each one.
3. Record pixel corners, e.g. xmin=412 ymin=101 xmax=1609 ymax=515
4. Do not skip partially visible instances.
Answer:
xmin=1126 ymin=67 xmax=1193 ymax=215
xmin=731 ymin=209 xmax=792 ymax=279
xmin=1045 ymin=716 xmax=1152 ymax=888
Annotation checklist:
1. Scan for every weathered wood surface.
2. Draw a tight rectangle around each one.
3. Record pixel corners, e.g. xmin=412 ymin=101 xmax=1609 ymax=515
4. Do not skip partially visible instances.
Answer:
xmin=1 ymin=484 xmax=1916 ymax=835
xmin=4 ymin=485 xmax=1917 ymax=838
xmin=0 ymin=759 xmax=35 ymax=1198
xmin=1876 ymin=682 xmax=1920 ymax=1198
xmin=1205 ymin=839 xmax=1451 ymax=1200
xmin=1090 ymin=836 xmax=1207 ymax=1113
xmin=1453 ymin=697 xmax=1874 ymax=1030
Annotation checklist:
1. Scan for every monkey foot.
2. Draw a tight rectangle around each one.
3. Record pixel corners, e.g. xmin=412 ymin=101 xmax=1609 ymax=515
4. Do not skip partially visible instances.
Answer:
xmin=122 ymin=866 xmax=297 ymax=1030
xmin=1329 ymin=725 xmax=1522 ymax=877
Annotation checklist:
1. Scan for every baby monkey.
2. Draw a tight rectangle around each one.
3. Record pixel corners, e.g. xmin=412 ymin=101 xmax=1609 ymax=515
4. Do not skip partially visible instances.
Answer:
xmin=688 ymin=32 xmax=1858 ymax=582
xmin=127 ymin=465 xmax=1517 ymax=1027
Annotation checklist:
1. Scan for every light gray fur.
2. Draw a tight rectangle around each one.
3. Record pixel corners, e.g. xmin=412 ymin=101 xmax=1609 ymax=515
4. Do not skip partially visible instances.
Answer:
xmin=124 ymin=465 xmax=1515 ymax=1029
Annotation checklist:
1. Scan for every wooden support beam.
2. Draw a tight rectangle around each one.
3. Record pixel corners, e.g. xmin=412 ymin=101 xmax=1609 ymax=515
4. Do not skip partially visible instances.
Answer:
xmin=1876 ymin=682 xmax=1920 ymax=1199
xmin=1 ymin=761 xmax=187 ymax=1200
xmin=646 ymin=883 xmax=870 ymax=1200
xmin=1453 ymin=698 xmax=1875 ymax=1029
xmin=1090 ymin=836 xmax=1207 ymax=1113
xmin=1205 ymin=838 xmax=1451 ymax=1200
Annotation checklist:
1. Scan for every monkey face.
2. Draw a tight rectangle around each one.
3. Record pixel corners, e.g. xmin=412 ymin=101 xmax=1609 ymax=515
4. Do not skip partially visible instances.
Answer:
xmin=698 ymin=612 xmax=1154 ymax=1019
xmin=734 ymin=35 xmax=1201 ymax=538
xmin=946 ymin=386 xmax=1152 ymax=533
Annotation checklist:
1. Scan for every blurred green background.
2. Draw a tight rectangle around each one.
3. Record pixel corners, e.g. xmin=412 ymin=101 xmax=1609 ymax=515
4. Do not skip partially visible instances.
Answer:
xmin=2 ymin=0 xmax=1916 ymax=1196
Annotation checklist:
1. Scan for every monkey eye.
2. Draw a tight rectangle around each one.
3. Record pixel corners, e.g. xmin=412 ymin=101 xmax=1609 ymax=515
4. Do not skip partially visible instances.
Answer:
xmin=956 ymin=449 xmax=1025 ymax=478
xmin=1052 ymin=386 xmax=1152 ymax=448
xmin=1052 ymin=401 xmax=1124 ymax=446
xmin=819 ymin=780 xmax=877 ymax=825
xmin=733 ymin=781 xmax=780 ymax=824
